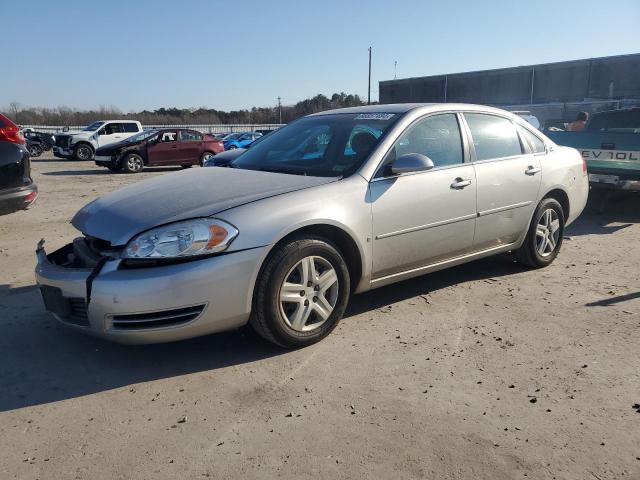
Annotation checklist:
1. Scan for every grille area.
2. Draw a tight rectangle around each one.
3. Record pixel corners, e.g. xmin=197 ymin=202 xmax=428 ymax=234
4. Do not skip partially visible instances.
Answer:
xmin=111 ymin=305 xmax=205 ymax=330
xmin=55 ymin=135 xmax=70 ymax=148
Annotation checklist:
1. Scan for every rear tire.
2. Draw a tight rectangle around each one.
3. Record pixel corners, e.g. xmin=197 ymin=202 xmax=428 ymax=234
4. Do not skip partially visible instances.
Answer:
xmin=28 ymin=144 xmax=42 ymax=157
xmin=250 ymin=236 xmax=350 ymax=348
xmin=122 ymin=154 xmax=144 ymax=173
xmin=515 ymin=198 xmax=565 ymax=268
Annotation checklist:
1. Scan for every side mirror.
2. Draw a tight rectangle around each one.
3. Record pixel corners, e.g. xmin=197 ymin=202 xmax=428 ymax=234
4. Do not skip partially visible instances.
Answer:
xmin=97 ymin=129 xmax=106 ymax=136
xmin=391 ymin=153 xmax=434 ymax=175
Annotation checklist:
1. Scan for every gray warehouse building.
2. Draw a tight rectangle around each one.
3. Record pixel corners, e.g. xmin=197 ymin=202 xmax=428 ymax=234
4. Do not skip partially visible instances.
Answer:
xmin=379 ymin=53 xmax=640 ymax=125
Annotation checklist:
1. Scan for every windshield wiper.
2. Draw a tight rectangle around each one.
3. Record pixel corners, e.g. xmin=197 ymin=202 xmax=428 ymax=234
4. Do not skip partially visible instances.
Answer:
xmin=258 ymin=166 xmax=307 ymax=176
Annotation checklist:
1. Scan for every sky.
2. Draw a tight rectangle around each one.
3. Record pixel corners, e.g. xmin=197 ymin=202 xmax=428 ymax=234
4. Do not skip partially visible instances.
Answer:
xmin=2 ymin=0 xmax=639 ymax=112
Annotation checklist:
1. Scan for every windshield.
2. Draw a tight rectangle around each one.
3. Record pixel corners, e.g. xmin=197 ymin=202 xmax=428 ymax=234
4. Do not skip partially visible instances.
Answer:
xmin=83 ymin=121 xmax=104 ymax=132
xmin=126 ymin=130 xmax=158 ymax=143
xmin=230 ymin=113 xmax=399 ymax=177
xmin=588 ymin=111 xmax=640 ymax=133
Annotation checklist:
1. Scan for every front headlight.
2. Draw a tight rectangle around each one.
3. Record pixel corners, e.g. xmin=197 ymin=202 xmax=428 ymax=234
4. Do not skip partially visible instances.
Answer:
xmin=122 ymin=218 xmax=238 ymax=259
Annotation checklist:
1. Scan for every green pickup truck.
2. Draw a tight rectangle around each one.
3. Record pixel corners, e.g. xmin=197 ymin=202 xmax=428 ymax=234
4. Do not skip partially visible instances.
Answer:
xmin=546 ymin=108 xmax=640 ymax=191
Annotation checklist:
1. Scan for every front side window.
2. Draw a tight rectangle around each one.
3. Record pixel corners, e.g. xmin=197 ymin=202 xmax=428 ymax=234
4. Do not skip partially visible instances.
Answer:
xmin=464 ymin=113 xmax=523 ymax=161
xmin=179 ymin=130 xmax=202 ymax=141
xmin=103 ymin=123 xmax=124 ymax=135
xmin=231 ymin=113 xmax=399 ymax=177
xmin=159 ymin=131 xmax=177 ymax=142
xmin=378 ymin=113 xmax=463 ymax=175
xmin=519 ymin=126 xmax=546 ymax=154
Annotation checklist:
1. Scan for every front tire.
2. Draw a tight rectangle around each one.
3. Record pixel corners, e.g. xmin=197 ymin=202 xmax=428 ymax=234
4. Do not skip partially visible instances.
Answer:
xmin=250 ymin=236 xmax=350 ymax=348
xmin=28 ymin=144 xmax=42 ymax=157
xmin=200 ymin=151 xmax=215 ymax=166
xmin=122 ymin=154 xmax=144 ymax=173
xmin=73 ymin=144 xmax=93 ymax=161
xmin=515 ymin=198 xmax=565 ymax=268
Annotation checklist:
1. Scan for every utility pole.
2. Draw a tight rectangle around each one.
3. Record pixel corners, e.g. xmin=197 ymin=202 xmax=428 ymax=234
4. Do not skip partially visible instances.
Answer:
xmin=277 ymin=96 xmax=282 ymax=124
xmin=394 ymin=61 xmax=397 ymax=79
xmin=367 ymin=47 xmax=372 ymax=105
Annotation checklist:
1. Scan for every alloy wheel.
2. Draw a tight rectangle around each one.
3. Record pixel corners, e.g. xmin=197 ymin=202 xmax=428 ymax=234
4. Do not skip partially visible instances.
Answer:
xmin=279 ymin=255 xmax=339 ymax=332
xmin=127 ymin=156 xmax=143 ymax=171
xmin=535 ymin=208 xmax=560 ymax=257
xmin=77 ymin=146 xmax=91 ymax=160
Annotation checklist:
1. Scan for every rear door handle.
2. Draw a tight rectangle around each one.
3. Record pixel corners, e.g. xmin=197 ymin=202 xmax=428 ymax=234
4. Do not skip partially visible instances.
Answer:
xmin=525 ymin=166 xmax=541 ymax=175
xmin=450 ymin=178 xmax=472 ymax=189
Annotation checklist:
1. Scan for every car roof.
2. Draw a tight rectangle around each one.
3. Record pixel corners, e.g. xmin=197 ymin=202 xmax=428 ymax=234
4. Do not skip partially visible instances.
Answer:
xmin=308 ymin=103 xmax=524 ymax=119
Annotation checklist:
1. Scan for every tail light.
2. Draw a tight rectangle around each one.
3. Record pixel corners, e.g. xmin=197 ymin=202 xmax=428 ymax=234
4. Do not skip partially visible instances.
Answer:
xmin=582 ymin=155 xmax=588 ymax=175
xmin=0 ymin=114 xmax=25 ymax=144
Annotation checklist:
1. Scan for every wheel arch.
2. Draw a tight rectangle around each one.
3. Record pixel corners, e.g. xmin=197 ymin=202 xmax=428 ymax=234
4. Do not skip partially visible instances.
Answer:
xmin=541 ymin=187 xmax=570 ymax=220
xmin=74 ymin=141 xmax=95 ymax=153
xmin=249 ymin=222 xmax=366 ymax=310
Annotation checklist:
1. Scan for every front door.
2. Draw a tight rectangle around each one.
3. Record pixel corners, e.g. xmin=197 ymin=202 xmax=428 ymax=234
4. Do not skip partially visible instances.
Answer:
xmin=370 ymin=113 xmax=477 ymax=279
xmin=96 ymin=123 xmax=125 ymax=148
xmin=463 ymin=113 xmax=542 ymax=251
xmin=147 ymin=130 xmax=179 ymax=165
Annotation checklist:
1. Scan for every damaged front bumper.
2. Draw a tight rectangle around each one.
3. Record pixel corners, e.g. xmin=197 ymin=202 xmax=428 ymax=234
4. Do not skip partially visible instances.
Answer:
xmin=35 ymin=238 xmax=265 ymax=344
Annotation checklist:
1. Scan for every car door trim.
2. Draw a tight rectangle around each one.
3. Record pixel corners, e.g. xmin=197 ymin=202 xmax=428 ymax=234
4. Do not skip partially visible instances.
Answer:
xmin=478 ymin=200 xmax=532 ymax=217
xmin=375 ymin=212 xmax=477 ymax=240
xmin=371 ymin=242 xmax=517 ymax=284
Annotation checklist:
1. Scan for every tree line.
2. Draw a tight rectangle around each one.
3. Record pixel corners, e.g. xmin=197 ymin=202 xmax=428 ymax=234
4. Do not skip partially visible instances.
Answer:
xmin=3 ymin=93 xmax=367 ymax=126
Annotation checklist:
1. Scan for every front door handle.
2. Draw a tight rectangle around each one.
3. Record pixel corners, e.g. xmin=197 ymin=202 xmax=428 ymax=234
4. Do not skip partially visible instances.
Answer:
xmin=525 ymin=166 xmax=541 ymax=175
xmin=450 ymin=178 xmax=472 ymax=189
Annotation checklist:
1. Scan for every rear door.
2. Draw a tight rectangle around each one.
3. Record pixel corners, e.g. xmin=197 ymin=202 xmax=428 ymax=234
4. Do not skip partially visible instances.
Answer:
xmin=147 ymin=130 xmax=178 ymax=165
xmin=178 ymin=130 xmax=203 ymax=164
xmin=463 ymin=113 xmax=542 ymax=251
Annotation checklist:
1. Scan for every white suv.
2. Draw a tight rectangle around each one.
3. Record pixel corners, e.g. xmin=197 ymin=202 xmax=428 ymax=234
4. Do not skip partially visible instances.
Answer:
xmin=53 ymin=120 xmax=143 ymax=161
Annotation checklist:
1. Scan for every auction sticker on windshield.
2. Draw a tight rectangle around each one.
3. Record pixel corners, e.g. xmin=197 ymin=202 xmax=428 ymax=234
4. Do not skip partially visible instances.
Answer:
xmin=354 ymin=113 xmax=395 ymax=121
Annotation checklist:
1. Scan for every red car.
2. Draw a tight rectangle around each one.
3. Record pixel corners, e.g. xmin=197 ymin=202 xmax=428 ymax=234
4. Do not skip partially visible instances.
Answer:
xmin=94 ymin=128 xmax=225 ymax=173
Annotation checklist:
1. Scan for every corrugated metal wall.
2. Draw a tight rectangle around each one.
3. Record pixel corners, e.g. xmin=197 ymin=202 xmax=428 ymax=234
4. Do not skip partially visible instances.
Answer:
xmin=379 ymin=53 xmax=640 ymax=106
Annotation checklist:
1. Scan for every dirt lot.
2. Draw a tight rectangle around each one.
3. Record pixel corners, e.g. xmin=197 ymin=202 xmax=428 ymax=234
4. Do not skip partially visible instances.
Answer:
xmin=1 ymin=154 xmax=639 ymax=480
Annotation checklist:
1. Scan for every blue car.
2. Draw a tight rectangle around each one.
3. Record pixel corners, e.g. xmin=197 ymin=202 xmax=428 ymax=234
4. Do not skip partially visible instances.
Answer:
xmin=224 ymin=132 xmax=262 ymax=150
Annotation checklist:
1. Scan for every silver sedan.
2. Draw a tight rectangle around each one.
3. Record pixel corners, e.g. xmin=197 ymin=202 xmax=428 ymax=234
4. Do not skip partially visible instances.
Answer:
xmin=35 ymin=104 xmax=589 ymax=347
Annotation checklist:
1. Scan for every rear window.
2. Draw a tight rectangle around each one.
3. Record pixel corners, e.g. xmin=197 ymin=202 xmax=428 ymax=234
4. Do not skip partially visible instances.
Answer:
xmin=519 ymin=126 xmax=546 ymax=154
xmin=122 ymin=123 xmax=139 ymax=132
xmin=587 ymin=111 xmax=640 ymax=133
xmin=464 ymin=113 xmax=523 ymax=161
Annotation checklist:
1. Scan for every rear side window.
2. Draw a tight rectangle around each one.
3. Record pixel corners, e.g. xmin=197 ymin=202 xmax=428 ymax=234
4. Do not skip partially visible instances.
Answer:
xmin=122 ymin=123 xmax=139 ymax=132
xmin=179 ymin=130 xmax=202 ymax=141
xmin=464 ymin=113 xmax=523 ymax=161
xmin=519 ymin=127 xmax=546 ymax=154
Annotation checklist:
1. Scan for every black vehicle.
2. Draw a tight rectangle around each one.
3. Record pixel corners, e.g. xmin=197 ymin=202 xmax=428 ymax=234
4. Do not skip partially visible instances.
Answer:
xmin=23 ymin=130 xmax=55 ymax=150
xmin=26 ymin=138 xmax=44 ymax=157
xmin=0 ymin=114 xmax=38 ymax=215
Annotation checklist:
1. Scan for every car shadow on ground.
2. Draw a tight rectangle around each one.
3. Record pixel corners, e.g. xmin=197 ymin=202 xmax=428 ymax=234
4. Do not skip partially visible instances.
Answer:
xmin=42 ymin=167 xmax=183 ymax=176
xmin=0 ymin=254 xmax=524 ymax=413
xmin=566 ymin=190 xmax=638 ymax=237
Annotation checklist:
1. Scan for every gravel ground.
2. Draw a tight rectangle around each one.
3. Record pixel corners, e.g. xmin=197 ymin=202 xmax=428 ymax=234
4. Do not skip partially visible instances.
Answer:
xmin=1 ymin=154 xmax=639 ymax=480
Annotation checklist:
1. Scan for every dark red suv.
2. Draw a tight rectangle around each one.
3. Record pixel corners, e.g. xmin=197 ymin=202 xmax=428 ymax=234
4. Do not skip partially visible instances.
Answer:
xmin=0 ymin=113 xmax=38 ymax=215
xmin=94 ymin=129 xmax=224 ymax=173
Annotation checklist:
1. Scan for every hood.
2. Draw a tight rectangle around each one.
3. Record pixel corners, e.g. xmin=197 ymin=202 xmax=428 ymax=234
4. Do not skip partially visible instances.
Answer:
xmin=96 ymin=139 xmax=140 ymax=154
xmin=72 ymin=167 xmax=337 ymax=245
